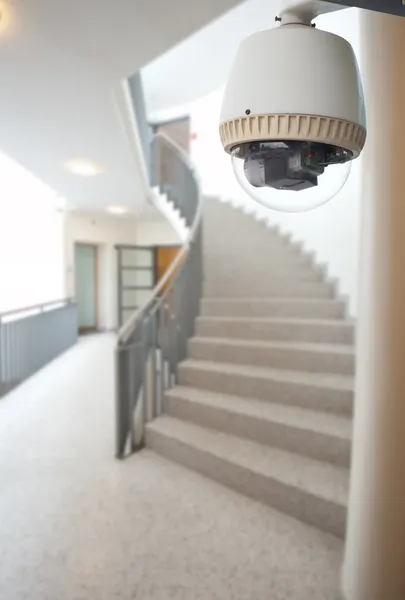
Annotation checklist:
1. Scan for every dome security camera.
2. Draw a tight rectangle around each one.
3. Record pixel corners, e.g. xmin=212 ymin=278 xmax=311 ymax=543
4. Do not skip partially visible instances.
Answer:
xmin=219 ymin=1 xmax=367 ymax=212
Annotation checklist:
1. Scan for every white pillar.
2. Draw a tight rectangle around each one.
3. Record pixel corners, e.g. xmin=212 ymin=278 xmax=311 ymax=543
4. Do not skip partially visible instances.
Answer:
xmin=342 ymin=9 xmax=405 ymax=600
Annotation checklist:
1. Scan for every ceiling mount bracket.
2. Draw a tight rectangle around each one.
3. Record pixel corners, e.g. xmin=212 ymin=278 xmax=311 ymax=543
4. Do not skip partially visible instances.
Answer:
xmin=277 ymin=0 xmax=347 ymax=25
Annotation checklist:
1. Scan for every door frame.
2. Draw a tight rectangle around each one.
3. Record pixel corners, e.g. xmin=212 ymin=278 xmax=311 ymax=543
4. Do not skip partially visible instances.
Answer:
xmin=75 ymin=242 xmax=99 ymax=334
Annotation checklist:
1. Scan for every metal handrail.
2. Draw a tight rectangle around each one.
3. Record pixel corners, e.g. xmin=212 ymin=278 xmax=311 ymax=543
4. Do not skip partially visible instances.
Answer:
xmin=115 ymin=131 xmax=203 ymax=458
xmin=0 ymin=298 xmax=74 ymax=321
xmin=117 ymin=132 xmax=202 ymax=346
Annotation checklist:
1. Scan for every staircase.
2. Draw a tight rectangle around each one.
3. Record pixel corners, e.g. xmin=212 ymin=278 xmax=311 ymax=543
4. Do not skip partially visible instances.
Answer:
xmin=145 ymin=198 xmax=354 ymax=540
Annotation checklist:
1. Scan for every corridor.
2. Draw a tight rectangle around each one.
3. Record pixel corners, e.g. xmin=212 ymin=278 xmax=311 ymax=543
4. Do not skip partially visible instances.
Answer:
xmin=0 ymin=335 xmax=342 ymax=600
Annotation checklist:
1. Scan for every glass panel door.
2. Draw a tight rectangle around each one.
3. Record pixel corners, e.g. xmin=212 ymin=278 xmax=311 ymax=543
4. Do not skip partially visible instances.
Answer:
xmin=116 ymin=246 xmax=155 ymax=327
xmin=75 ymin=244 xmax=97 ymax=331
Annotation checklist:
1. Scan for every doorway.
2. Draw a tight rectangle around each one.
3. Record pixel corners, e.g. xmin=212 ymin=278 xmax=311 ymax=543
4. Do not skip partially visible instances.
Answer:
xmin=75 ymin=243 xmax=98 ymax=333
xmin=156 ymin=246 xmax=181 ymax=295
xmin=115 ymin=245 xmax=181 ymax=327
xmin=115 ymin=245 xmax=156 ymax=327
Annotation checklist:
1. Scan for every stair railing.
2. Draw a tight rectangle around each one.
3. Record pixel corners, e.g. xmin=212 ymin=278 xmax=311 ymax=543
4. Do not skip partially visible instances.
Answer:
xmin=0 ymin=298 xmax=77 ymax=399
xmin=115 ymin=132 xmax=203 ymax=458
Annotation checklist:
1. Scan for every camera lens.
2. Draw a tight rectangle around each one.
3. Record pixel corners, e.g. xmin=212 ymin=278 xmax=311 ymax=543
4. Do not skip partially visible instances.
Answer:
xmin=231 ymin=141 xmax=352 ymax=213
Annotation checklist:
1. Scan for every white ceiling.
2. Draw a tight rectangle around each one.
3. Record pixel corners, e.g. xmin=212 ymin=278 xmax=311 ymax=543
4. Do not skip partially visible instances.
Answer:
xmin=144 ymin=0 xmax=280 ymax=118
xmin=0 ymin=0 xmax=243 ymax=212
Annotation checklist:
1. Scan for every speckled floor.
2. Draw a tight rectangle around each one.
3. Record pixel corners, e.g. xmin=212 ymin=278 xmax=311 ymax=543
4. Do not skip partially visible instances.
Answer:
xmin=0 ymin=334 xmax=343 ymax=600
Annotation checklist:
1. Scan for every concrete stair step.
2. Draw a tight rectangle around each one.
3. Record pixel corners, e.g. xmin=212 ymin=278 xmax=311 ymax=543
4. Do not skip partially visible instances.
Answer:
xmin=203 ymin=244 xmax=303 ymax=261
xmin=205 ymin=267 xmax=323 ymax=283
xmin=178 ymin=359 xmax=353 ymax=415
xmin=145 ymin=415 xmax=348 ymax=538
xmin=203 ymin=256 xmax=315 ymax=272
xmin=203 ymin=280 xmax=334 ymax=299
xmin=203 ymin=219 xmax=283 ymax=235
xmin=203 ymin=230 xmax=284 ymax=246
xmin=196 ymin=316 xmax=354 ymax=345
xmin=200 ymin=298 xmax=346 ymax=319
xmin=203 ymin=209 xmax=279 ymax=233
xmin=203 ymin=201 xmax=249 ymax=217
xmin=203 ymin=200 xmax=297 ymax=248
xmin=202 ymin=206 xmax=264 ymax=224
xmin=203 ymin=223 xmax=300 ymax=243
xmin=188 ymin=337 xmax=355 ymax=376
xmin=165 ymin=386 xmax=352 ymax=468
xmin=204 ymin=234 xmax=300 ymax=247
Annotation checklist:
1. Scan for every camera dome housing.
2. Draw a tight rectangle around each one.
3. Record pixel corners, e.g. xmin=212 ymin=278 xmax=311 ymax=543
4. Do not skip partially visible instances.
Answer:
xmin=219 ymin=22 xmax=366 ymax=211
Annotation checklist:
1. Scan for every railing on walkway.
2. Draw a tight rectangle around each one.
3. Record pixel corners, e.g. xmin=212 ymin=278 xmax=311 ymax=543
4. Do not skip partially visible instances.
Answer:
xmin=0 ymin=299 xmax=78 ymax=398
xmin=115 ymin=132 xmax=203 ymax=458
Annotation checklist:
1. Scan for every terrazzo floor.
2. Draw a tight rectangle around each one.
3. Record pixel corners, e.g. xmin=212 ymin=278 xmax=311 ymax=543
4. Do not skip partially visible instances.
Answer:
xmin=0 ymin=334 xmax=343 ymax=599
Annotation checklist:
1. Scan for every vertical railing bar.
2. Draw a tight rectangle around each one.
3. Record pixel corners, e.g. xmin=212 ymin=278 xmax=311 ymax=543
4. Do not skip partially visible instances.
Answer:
xmin=169 ymin=313 xmax=177 ymax=385
xmin=141 ymin=318 xmax=149 ymax=445
xmin=5 ymin=323 xmax=10 ymax=387
xmin=129 ymin=344 xmax=138 ymax=452
xmin=28 ymin=317 xmax=35 ymax=379
xmin=115 ymin=346 xmax=128 ymax=458
xmin=16 ymin=319 xmax=21 ymax=384
xmin=38 ymin=309 xmax=44 ymax=373
xmin=8 ymin=322 xmax=13 ymax=387
xmin=12 ymin=321 xmax=17 ymax=387
xmin=150 ymin=312 xmax=158 ymax=419
xmin=158 ymin=302 xmax=165 ymax=415
xmin=2 ymin=323 xmax=7 ymax=387
xmin=163 ymin=302 xmax=170 ymax=390
xmin=117 ymin=248 xmax=123 ymax=328
xmin=43 ymin=310 xmax=49 ymax=366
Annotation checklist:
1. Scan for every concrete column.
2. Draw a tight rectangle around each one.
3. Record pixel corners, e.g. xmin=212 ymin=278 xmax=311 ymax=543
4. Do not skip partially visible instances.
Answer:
xmin=342 ymin=9 xmax=405 ymax=600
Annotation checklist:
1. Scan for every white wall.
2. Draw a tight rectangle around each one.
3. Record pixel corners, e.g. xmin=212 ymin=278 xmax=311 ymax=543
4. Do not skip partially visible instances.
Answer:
xmin=66 ymin=212 xmax=181 ymax=329
xmin=135 ymin=217 xmax=182 ymax=246
xmin=0 ymin=152 xmax=65 ymax=313
xmin=189 ymin=8 xmax=362 ymax=316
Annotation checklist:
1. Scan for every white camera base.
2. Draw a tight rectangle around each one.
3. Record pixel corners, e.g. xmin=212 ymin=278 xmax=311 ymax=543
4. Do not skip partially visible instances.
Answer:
xmin=279 ymin=0 xmax=346 ymax=26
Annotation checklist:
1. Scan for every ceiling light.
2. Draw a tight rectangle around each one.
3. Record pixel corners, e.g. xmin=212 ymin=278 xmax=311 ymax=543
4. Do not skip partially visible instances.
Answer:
xmin=106 ymin=205 xmax=129 ymax=215
xmin=65 ymin=160 xmax=102 ymax=176
xmin=0 ymin=2 xmax=13 ymax=36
